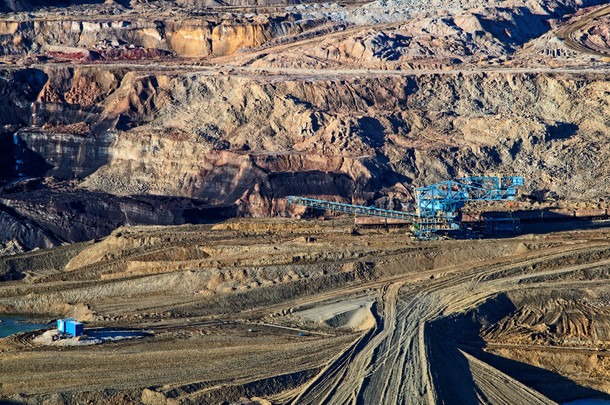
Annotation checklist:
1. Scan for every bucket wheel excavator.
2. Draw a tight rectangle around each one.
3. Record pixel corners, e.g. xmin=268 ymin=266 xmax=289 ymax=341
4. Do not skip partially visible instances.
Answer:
xmin=287 ymin=176 xmax=524 ymax=238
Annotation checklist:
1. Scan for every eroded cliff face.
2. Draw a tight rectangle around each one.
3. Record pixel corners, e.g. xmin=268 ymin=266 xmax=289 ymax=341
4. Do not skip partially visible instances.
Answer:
xmin=84 ymin=71 xmax=610 ymax=203
xmin=0 ymin=15 xmax=312 ymax=57
xmin=0 ymin=178 xmax=237 ymax=254
xmin=1 ymin=66 xmax=610 ymax=250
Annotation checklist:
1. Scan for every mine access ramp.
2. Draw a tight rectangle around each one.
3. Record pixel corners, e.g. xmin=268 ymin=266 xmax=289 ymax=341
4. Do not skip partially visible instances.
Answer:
xmin=287 ymin=176 xmax=524 ymax=238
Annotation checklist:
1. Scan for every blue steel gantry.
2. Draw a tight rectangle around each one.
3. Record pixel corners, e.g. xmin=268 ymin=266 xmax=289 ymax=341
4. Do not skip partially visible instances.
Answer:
xmin=286 ymin=176 xmax=524 ymax=237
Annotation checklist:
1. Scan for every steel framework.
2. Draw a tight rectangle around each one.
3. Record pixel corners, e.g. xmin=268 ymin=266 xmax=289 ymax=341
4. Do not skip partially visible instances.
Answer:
xmin=287 ymin=176 xmax=524 ymax=236
xmin=415 ymin=176 xmax=523 ymax=221
xmin=285 ymin=196 xmax=418 ymax=222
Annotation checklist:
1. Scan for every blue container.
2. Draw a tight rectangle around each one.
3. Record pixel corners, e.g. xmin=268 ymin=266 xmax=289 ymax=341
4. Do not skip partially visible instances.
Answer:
xmin=57 ymin=318 xmax=83 ymax=337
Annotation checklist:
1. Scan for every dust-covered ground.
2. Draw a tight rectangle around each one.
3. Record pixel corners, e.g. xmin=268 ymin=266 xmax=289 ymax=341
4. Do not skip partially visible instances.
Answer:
xmin=1 ymin=218 xmax=610 ymax=404
xmin=2 ymin=0 xmax=610 ymax=403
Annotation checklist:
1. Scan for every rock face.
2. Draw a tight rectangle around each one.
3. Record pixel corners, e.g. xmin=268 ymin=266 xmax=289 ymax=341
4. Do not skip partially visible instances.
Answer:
xmin=0 ymin=16 xmax=313 ymax=57
xmin=14 ymin=129 xmax=115 ymax=179
xmin=0 ymin=0 xmax=609 ymax=252
xmin=1 ymin=65 xmax=610 ymax=251
xmin=0 ymin=179 xmax=237 ymax=251
xmin=77 ymin=70 xmax=610 ymax=204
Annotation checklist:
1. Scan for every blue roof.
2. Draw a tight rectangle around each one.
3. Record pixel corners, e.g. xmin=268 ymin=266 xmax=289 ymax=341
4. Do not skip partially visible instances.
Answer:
xmin=60 ymin=318 xmax=82 ymax=324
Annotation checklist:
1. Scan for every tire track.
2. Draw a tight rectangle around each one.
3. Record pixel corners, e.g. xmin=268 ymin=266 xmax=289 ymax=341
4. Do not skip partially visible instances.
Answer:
xmin=290 ymin=282 xmax=403 ymax=404
xmin=283 ymin=241 xmax=610 ymax=404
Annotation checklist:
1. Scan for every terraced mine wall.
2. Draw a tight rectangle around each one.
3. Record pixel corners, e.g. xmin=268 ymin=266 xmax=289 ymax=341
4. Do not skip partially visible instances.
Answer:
xmin=0 ymin=182 xmax=237 ymax=252
xmin=1 ymin=66 xmax=610 ymax=250
xmin=0 ymin=16 xmax=318 ymax=57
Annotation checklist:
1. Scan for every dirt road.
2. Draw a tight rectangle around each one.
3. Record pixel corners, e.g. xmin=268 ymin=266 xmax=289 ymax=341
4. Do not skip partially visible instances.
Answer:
xmin=281 ymin=239 xmax=610 ymax=404
xmin=556 ymin=4 xmax=610 ymax=57
xmin=2 ymin=222 xmax=610 ymax=403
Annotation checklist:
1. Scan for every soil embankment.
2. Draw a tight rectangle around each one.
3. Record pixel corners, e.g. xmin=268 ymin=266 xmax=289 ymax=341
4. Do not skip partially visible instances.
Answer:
xmin=1 ymin=67 xmax=610 ymax=252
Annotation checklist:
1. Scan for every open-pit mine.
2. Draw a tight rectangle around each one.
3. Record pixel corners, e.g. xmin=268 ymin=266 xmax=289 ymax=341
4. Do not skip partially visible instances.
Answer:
xmin=2 ymin=0 xmax=610 ymax=404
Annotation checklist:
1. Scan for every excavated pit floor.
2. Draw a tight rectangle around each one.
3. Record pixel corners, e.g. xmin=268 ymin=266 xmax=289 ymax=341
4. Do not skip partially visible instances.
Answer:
xmin=1 ymin=219 xmax=610 ymax=404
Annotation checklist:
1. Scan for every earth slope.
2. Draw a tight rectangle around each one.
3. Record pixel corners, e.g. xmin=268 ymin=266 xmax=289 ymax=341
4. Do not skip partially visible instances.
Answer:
xmin=1 ymin=0 xmax=610 ymax=251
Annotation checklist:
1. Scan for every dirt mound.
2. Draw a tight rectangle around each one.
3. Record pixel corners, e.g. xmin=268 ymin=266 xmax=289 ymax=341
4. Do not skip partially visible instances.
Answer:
xmin=211 ymin=220 xmax=324 ymax=232
xmin=2 ymin=220 xmax=610 ymax=403
xmin=292 ymin=297 xmax=376 ymax=331
xmin=482 ymin=296 xmax=610 ymax=345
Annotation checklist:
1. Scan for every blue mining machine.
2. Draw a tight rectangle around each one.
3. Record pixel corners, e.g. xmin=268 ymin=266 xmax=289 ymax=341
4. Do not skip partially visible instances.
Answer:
xmin=286 ymin=176 xmax=524 ymax=238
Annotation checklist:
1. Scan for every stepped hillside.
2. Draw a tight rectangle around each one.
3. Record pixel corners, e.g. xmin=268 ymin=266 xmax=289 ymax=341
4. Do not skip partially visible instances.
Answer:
xmin=0 ymin=0 xmax=609 ymax=253
xmin=1 ymin=67 xmax=610 ymax=251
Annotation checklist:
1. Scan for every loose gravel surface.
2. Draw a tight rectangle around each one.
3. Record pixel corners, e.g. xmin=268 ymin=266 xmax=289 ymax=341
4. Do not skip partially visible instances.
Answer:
xmin=1 ymin=220 xmax=610 ymax=403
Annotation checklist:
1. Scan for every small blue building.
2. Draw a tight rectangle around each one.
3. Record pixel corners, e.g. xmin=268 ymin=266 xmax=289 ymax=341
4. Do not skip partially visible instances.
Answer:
xmin=57 ymin=318 xmax=84 ymax=337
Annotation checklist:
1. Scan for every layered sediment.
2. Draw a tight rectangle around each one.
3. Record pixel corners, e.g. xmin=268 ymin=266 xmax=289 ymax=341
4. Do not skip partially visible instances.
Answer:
xmin=0 ymin=0 xmax=607 ymax=254
xmin=2 ymin=0 xmax=610 ymax=404
xmin=1 ymin=65 xmax=610 ymax=250
xmin=0 ymin=15 xmax=317 ymax=57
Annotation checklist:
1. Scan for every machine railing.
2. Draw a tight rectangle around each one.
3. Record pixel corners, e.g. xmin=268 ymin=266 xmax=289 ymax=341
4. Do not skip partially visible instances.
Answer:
xmin=286 ymin=176 xmax=524 ymax=237
xmin=285 ymin=196 xmax=459 ymax=232
xmin=415 ymin=176 xmax=523 ymax=220
xmin=285 ymin=196 xmax=418 ymax=222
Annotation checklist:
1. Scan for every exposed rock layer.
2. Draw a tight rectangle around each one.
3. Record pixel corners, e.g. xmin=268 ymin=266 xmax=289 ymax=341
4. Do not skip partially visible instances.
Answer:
xmin=0 ymin=15 xmax=315 ymax=57
xmin=1 ymin=66 xmax=610 ymax=250
xmin=1 ymin=0 xmax=610 ymax=251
